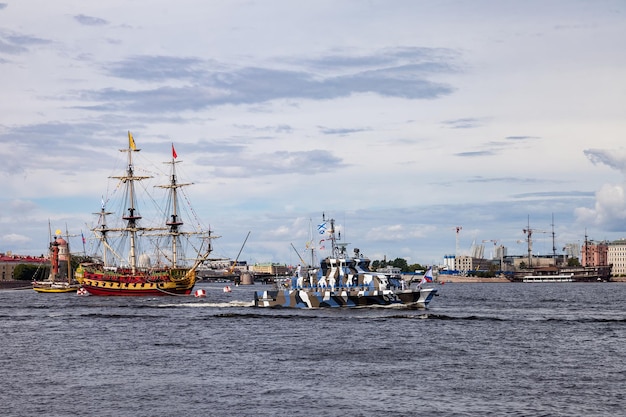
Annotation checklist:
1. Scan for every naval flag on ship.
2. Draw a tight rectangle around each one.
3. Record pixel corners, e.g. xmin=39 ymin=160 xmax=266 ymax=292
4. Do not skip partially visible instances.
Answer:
xmin=128 ymin=131 xmax=137 ymax=150
xmin=420 ymin=267 xmax=434 ymax=286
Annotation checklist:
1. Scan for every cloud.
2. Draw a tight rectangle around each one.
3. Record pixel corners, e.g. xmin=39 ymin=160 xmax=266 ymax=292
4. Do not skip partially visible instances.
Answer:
xmin=442 ymin=118 xmax=484 ymax=129
xmin=506 ymin=136 xmax=540 ymax=141
xmin=454 ymin=135 xmax=542 ymax=159
xmin=583 ymin=148 xmax=626 ymax=173
xmin=0 ymin=31 xmax=51 ymax=54
xmin=302 ymin=46 xmax=459 ymax=72
xmin=365 ymin=224 xmax=437 ymax=241
xmin=0 ymin=39 xmax=25 ymax=54
xmin=467 ymin=177 xmax=546 ymax=185
xmin=88 ymin=67 xmax=451 ymax=112
xmin=575 ymin=183 xmax=626 ymax=231
xmin=318 ymin=126 xmax=371 ymax=136
xmin=0 ymin=233 xmax=31 ymax=245
xmin=454 ymin=150 xmax=495 ymax=157
xmin=234 ymin=124 xmax=293 ymax=134
xmin=574 ymin=148 xmax=626 ymax=231
xmin=7 ymin=199 xmax=39 ymax=214
xmin=0 ymin=122 xmax=115 ymax=174
xmin=74 ymin=14 xmax=109 ymax=26
xmin=513 ymin=191 xmax=593 ymax=198
xmin=205 ymin=149 xmax=346 ymax=178
xmin=105 ymin=55 xmax=206 ymax=81
xmin=79 ymin=48 xmax=457 ymax=113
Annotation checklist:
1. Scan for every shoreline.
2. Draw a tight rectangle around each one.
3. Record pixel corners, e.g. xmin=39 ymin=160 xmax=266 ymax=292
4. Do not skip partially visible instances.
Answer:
xmin=437 ymin=276 xmax=626 ymax=283
xmin=2 ymin=276 xmax=625 ymax=289
xmin=0 ymin=280 xmax=34 ymax=290
xmin=436 ymin=276 xmax=511 ymax=283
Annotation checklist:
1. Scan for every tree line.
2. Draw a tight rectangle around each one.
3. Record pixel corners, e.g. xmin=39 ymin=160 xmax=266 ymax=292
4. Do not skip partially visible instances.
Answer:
xmin=371 ymin=258 xmax=426 ymax=273
xmin=11 ymin=255 xmax=92 ymax=281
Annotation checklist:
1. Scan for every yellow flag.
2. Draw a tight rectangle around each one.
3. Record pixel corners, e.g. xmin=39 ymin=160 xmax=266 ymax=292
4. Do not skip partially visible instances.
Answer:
xmin=128 ymin=131 xmax=137 ymax=150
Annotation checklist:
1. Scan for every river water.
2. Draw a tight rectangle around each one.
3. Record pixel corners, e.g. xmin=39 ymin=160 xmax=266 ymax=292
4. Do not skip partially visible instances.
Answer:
xmin=0 ymin=282 xmax=624 ymax=416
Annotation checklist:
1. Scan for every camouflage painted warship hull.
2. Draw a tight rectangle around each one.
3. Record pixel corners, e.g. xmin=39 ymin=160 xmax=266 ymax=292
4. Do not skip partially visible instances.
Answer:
xmin=254 ymin=287 xmax=437 ymax=308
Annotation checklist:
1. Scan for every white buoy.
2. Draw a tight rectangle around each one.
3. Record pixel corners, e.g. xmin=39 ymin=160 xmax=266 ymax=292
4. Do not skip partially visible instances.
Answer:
xmin=76 ymin=287 xmax=89 ymax=296
xmin=194 ymin=288 xmax=206 ymax=298
xmin=223 ymin=286 xmax=232 ymax=293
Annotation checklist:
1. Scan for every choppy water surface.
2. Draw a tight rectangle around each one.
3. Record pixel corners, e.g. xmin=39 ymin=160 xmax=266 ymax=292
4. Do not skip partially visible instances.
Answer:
xmin=1 ymin=282 xmax=624 ymax=416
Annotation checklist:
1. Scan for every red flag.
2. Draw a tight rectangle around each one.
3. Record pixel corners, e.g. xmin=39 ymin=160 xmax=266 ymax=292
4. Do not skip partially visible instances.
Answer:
xmin=172 ymin=143 xmax=178 ymax=159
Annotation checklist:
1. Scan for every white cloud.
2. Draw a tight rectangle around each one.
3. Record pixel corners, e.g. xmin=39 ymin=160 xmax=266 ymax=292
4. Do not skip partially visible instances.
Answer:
xmin=1 ymin=233 xmax=31 ymax=245
xmin=575 ymin=148 xmax=626 ymax=232
xmin=583 ymin=148 xmax=626 ymax=174
xmin=575 ymin=183 xmax=626 ymax=231
xmin=575 ymin=148 xmax=626 ymax=231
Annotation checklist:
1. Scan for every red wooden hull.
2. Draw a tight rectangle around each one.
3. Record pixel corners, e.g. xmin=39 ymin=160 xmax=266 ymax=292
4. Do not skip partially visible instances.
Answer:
xmin=76 ymin=265 xmax=195 ymax=296
xmin=81 ymin=284 xmax=193 ymax=296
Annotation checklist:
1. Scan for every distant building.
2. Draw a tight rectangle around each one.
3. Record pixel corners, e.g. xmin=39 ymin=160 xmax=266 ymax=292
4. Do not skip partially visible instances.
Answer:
xmin=563 ymin=243 xmax=581 ymax=259
xmin=443 ymin=254 xmax=455 ymax=271
xmin=470 ymin=244 xmax=484 ymax=259
xmin=508 ymin=255 xmax=557 ymax=269
xmin=607 ymin=239 xmax=626 ymax=276
xmin=0 ymin=252 xmax=48 ymax=281
xmin=376 ymin=266 xmax=402 ymax=275
xmin=581 ymin=240 xmax=608 ymax=267
xmin=252 ymin=262 xmax=289 ymax=276
xmin=454 ymin=255 xmax=493 ymax=273
xmin=494 ymin=245 xmax=507 ymax=261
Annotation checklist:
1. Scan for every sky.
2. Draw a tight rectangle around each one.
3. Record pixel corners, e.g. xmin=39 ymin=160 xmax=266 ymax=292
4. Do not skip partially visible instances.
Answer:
xmin=0 ymin=0 xmax=625 ymax=267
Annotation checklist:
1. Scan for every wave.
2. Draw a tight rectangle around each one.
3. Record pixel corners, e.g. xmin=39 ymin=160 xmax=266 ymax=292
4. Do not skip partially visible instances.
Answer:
xmin=424 ymin=314 xmax=506 ymax=321
xmin=78 ymin=312 xmax=165 ymax=320
xmin=412 ymin=314 xmax=626 ymax=323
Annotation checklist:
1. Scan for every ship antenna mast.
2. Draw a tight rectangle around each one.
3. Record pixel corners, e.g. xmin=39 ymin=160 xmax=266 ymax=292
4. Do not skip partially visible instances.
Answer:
xmin=329 ymin=218 xmax=338 ymax=258
xmin=308 ymin=218 xmax=316 ymax=266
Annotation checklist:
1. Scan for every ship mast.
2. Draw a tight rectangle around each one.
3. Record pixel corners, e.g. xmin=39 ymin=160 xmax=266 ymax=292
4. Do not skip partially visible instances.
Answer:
xmin=322 ymin=213 xmax=337 ymax=258
xmin=308 ymin=218 xmax=316 ymax=267
xmin=156 ymin=143 xmax=190 ymax=268
xmin=125 ymin=143 xmax=141 ymax=272
xmin=93 ymin=201 xmax=114 ymax=266
xmin=65 ymin=225 xmax=72 ymax=284
xmin=323 ymin=214 xmax=346 ymax=259
xmin=110 ymin=132 xmax=151 ymax=273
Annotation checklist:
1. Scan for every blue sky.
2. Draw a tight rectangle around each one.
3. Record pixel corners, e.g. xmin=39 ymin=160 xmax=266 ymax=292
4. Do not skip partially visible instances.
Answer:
xmin=0 ymin=1 xmax=625 ymax=266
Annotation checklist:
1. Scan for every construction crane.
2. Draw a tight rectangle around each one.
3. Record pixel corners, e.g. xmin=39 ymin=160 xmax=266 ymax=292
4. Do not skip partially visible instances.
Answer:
xmin=228 ymin=231 xmax=251 ymax=276
xmin=454 ymin=226 xmax=462 ymax=258
xmin=522 ymin=216 xmax=548 ymax=267
xmin=290 ymin=242 xmax=308 ymax=267
xmin=446 ymin=226 xmax=463 ymax=272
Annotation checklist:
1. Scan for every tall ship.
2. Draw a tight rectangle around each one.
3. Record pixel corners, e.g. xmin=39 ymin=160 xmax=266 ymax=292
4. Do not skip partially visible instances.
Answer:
xmin=75 ymin=132 xmax=216 ymax=296
xmin=254 ymin=215 xmax=438 ymax=308
xmin=33 ymin=230 xmax=81 ymax=293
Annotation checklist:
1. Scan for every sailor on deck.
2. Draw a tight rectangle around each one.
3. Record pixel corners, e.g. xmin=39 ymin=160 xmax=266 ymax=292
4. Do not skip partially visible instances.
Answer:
xmin=296 ymin=265 xmax=303 ymax=287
